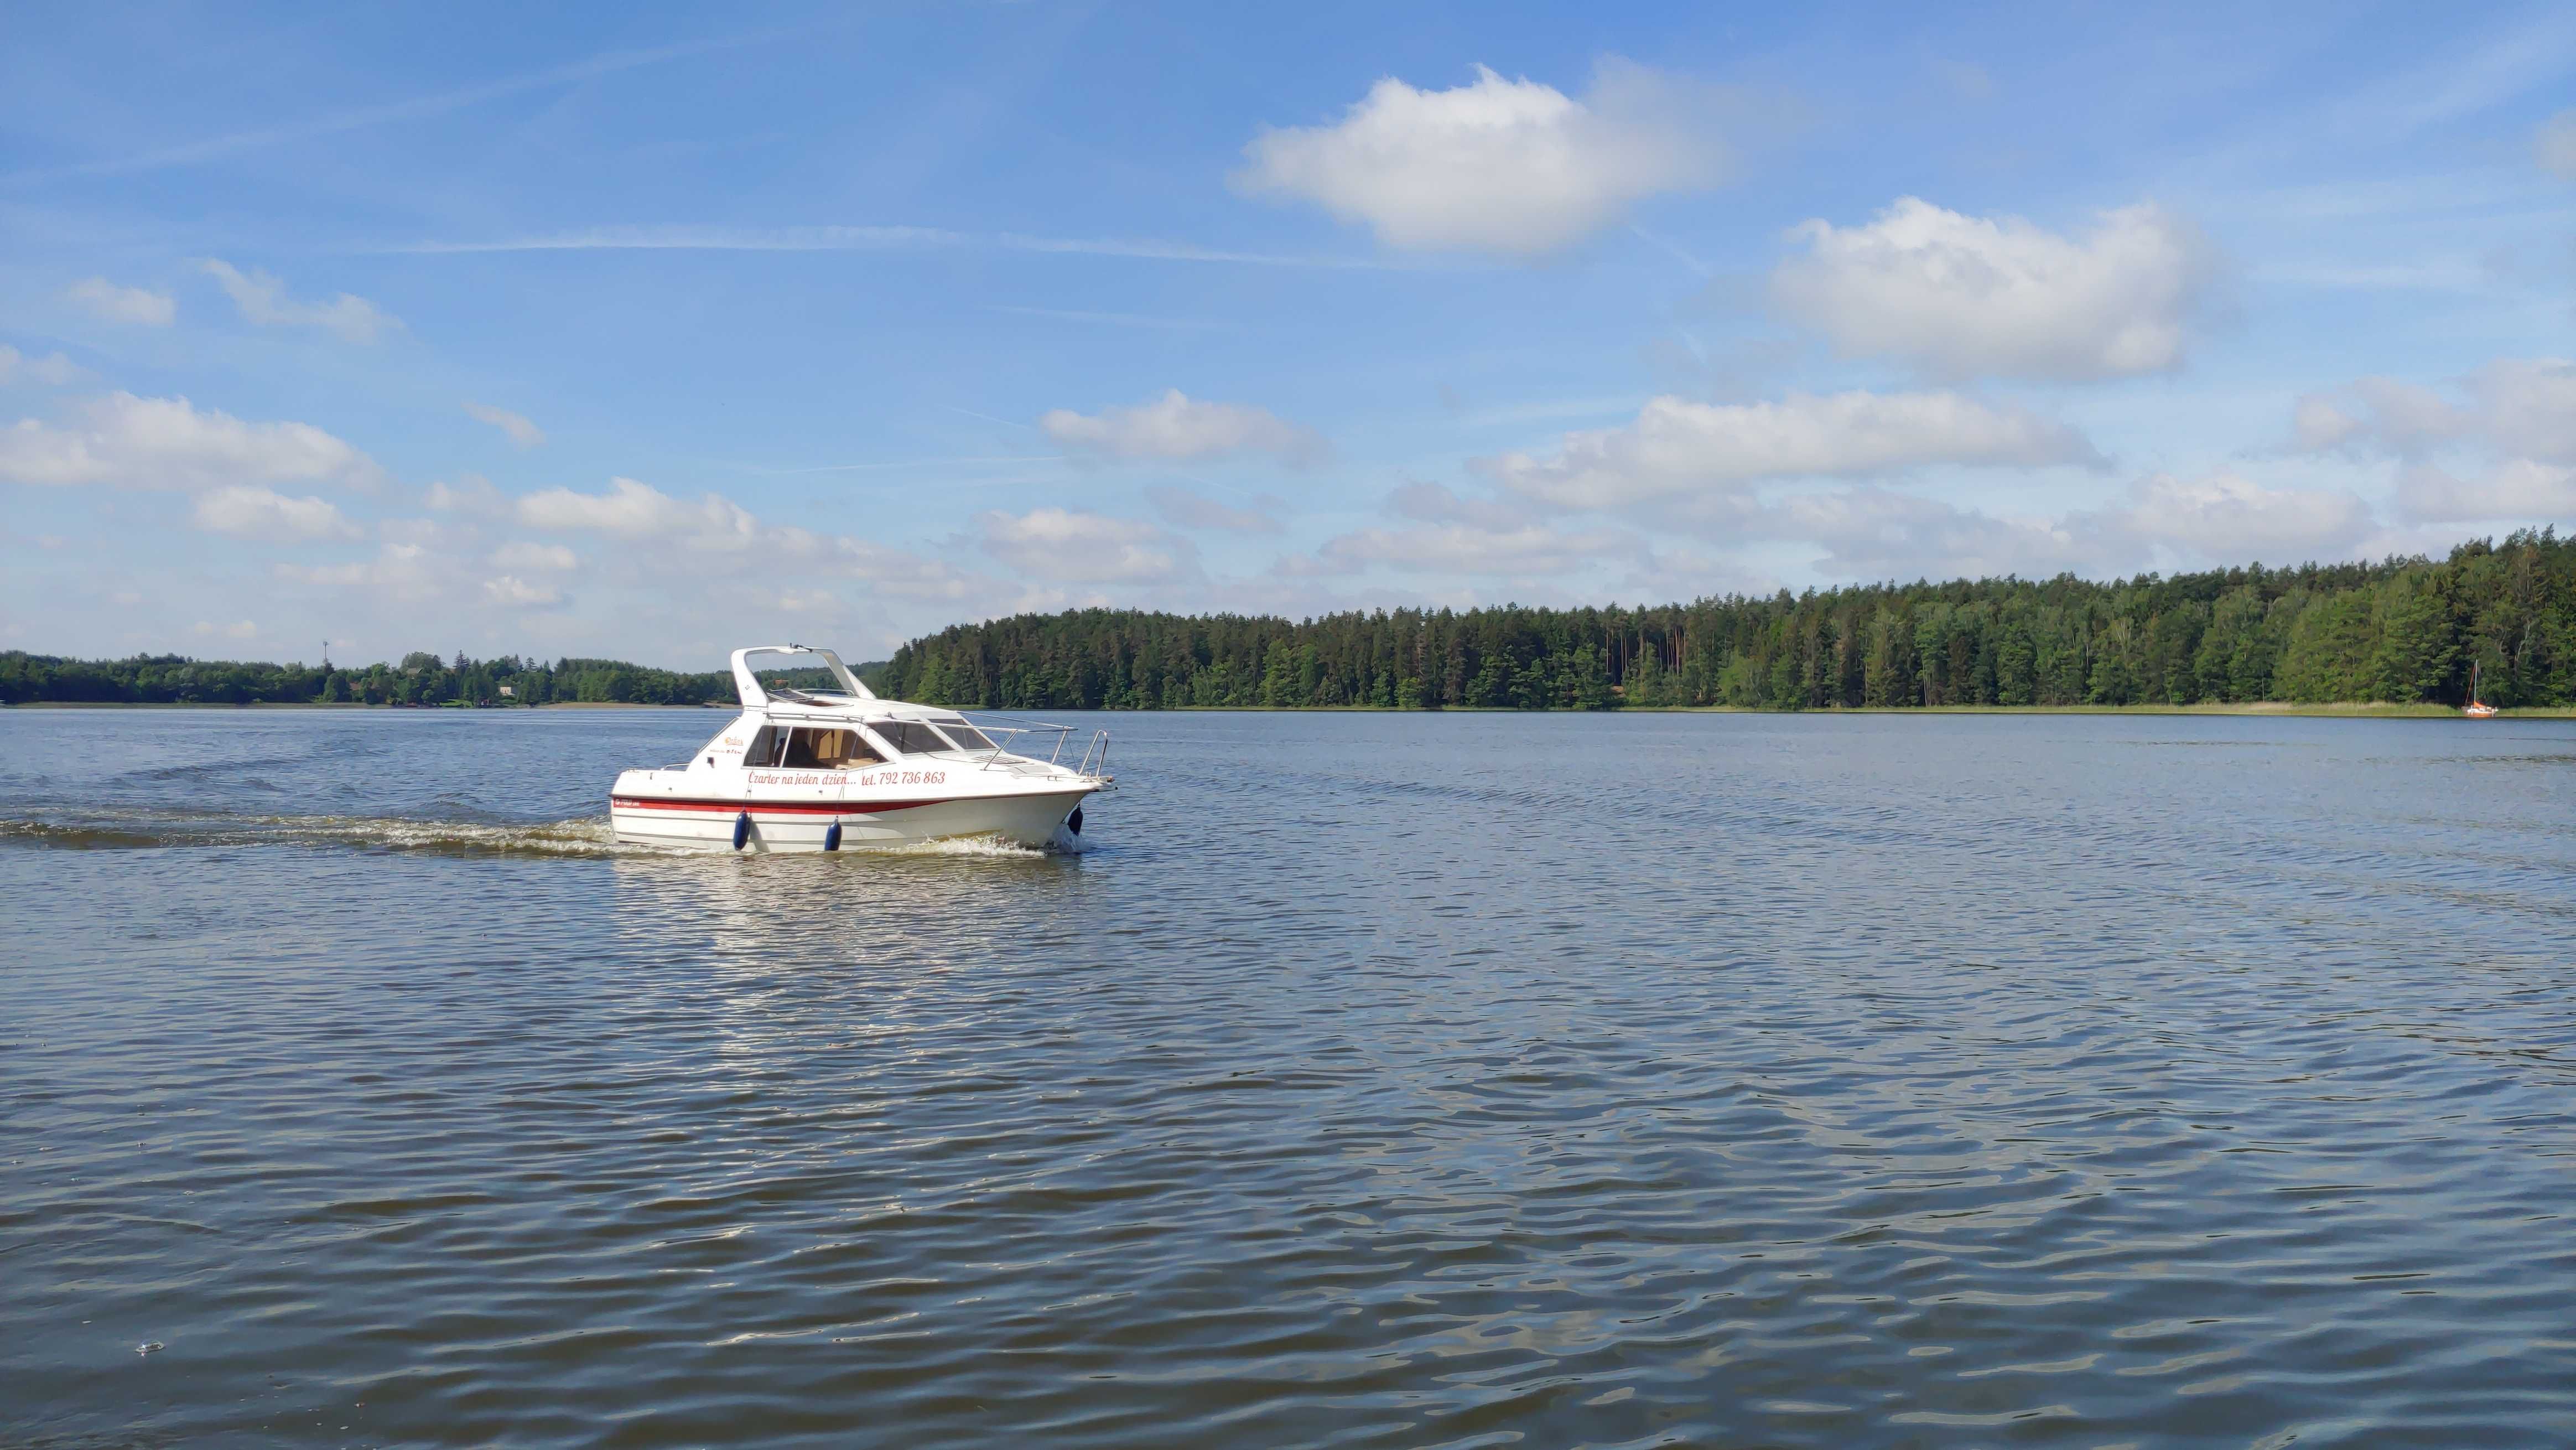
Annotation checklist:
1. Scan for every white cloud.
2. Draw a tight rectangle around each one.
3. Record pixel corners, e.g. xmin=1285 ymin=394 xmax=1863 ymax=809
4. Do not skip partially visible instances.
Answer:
xmin=65 ymin=277 xmax=174 ymax=326
xmin=1288 ymin=478 xmax=1696 ymax=581
xmin=516 ymin=476 xmax=757 ymax=546
xmin=464 ymin=401 xmax=545 ymax=448
xmin=775 ymin=588 xmax=844 ymax=614
xmin=836 ymin=545 xmax=981 ymax=602
xmin=1769 ymin=198 xmax=2215 ymax=380
xmin=2292 ymin=395 xmax=2364 ymax=452
xmin=510 ymin=475 xmax=977 ymax=600
xmin=2468 ymin=358 xmax=2576 ymax=463
xmin=201 ymin=260 xmax=399 ymax=344
xmin=0 ymin=392 xmax=387 ymax=492
xmin=2539 ymin=109 xmax=2576 ymax=180
xmin=2339 ymin=376 xmax=2470 ymax=453
xmin=192 ymin=619 xmax=258 ymax=640
xmin=269 ymin=522 xmax=958 ymax=623
xmin=978 ymin=508 xmax=1191 ymax=583
xmin=2395 ymin=459 xmax=2576 ymax=522
xmin=481 ymin=576 xmax=564 ymax=607
xmin=378 ymin=517 xmax=444 ymax=545
xmin=1780 ymin=489 xmax=2100 ymax=582
xmin=2294 ymin=358 xmax=2575 ymax=466
xmin=1368 ymin=454 xmax=2370 ymax=588
xmin=2289 ymin=359 xmax=2576 ymax=527
xmin=276 ymin=543 xmax=440 ymax=599
xmin=1316 ymin=519 xmax=1643 ymax=577
xmin=0 ymin=344 xmax=86 ymax=385
xmin=191 ymin=484 xmax=359 ymax=541
xmin=1041 ymin=389 xmax=1324 ymax=465
xmin=1476 ymin=390 xmax=2100 ymax=510
xmin=1143 ymin=485 xmax=1284 ymax=533
xmin=1774 ymin=469 xmax=2375 ymax=583
xmin=2110 ymin=470 xmax=2373 ymax=558
xmin=489 ymin=540 xmax=578 ymax=571
xmin=1234 ymin=59 xmax=1732 ymax=258
xmin=425 ymin=474 xmax=507 ymax=514
xmin=1386 ymin=479 xmax=1534 ymax=531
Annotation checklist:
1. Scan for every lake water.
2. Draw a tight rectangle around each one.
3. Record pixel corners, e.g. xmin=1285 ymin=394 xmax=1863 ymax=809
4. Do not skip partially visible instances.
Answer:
xmin=5 ymin=707 xmax=2575 ymax=1447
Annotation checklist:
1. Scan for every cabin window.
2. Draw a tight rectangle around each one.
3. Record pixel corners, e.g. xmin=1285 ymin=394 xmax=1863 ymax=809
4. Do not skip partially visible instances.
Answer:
xmin=932 ymin=717 xmax=997 ymax=752
xmin=781 ymin=727 xmax=883 ymax=769
xmin=868 ymin=721 xmax=955 ymax=756
xmin=740 ymin=725 xmax=783 ymax=767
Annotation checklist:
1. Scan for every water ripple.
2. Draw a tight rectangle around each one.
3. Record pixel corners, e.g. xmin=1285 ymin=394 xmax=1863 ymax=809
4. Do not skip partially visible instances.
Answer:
xmin=3 ymin=708 xmax=2574 ymax=1447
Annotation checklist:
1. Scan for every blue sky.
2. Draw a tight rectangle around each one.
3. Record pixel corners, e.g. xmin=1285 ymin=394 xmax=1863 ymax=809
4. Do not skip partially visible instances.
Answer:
xmin=4 ymin=2 xmax=2572 ymax=667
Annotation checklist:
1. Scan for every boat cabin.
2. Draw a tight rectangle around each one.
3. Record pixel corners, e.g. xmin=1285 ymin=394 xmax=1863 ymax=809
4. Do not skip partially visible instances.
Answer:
xmin=682 ymin=645 xmax=1014 ymax=775
xmin=736 ymin=716 xmax=1001 ymax=770
xmin=609 ymin=643 xmax=1108 ymax=852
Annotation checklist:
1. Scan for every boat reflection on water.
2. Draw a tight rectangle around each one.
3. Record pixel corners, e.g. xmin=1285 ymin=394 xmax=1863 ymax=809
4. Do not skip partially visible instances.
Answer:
xmin=598 ymin=845 xmax=1104 ymax=1084
xmin=603 ymin=837 xmax=1097 ymax=977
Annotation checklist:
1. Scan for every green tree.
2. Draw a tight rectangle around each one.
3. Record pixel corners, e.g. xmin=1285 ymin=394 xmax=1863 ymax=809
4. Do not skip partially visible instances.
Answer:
xmin=2368 ymin=574 xmax=2457 ymax=702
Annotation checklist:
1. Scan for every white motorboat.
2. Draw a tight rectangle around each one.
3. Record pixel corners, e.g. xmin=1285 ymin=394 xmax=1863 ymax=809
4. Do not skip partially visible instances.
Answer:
xmin=609 ymin=644 xmax=1108 ymax=853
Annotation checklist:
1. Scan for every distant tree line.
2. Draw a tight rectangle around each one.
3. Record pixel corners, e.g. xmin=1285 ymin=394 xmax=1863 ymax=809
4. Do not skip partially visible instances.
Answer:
xmin=873 ymin=530 xmax=2576 ymax=711
xmin=0 ymin=650 xmax=736 ymax=707
xmin=9 ymin=531 xmax=2571 ymax=711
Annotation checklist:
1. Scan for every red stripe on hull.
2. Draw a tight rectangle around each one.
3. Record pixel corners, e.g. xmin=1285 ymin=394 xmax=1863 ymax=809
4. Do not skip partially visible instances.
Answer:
xmin=610 ymin=795 xmax=955 ymax=816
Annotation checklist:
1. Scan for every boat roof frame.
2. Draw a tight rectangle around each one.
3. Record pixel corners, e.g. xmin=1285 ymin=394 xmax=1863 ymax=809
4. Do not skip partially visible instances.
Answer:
xmin=729 ymin=644 xmax=876 ymax=709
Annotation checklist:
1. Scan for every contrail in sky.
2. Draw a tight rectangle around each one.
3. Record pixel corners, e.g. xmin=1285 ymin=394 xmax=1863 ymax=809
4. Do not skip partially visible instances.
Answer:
xmin=362 ymin=224 xmax=1398 ymax=270
xmin=3 ymin=25 xmax=810 ymax=184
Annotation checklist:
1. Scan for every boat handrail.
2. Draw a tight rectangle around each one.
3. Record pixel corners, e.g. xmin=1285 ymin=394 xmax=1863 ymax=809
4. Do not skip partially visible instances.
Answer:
xmin=967 ymin=718 xmax=1077 ymax=768
xmin=955 ymin=714 xmax=1110 ymax=782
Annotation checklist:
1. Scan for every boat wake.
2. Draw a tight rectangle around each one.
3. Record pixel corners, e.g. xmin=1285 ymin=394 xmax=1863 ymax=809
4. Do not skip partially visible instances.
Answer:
xmin=0 ymin=810 xmax=1089 ymax=860
xmin=0 ymin=810 xmax=628 ymax=857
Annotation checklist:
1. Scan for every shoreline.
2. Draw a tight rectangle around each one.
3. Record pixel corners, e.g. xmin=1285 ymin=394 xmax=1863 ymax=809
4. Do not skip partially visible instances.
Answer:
xmin=2 ymin=700 xmax=729 ymax=711
xmin=8 ymin=700 xmax=2571 ymax=719
xmin=1165 ymin=702 xmax=2576 ymax=718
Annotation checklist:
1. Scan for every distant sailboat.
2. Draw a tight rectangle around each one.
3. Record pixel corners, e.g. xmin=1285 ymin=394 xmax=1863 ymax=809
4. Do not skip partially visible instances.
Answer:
xmin=2464 ymin=661 xmax=2499 ymax=719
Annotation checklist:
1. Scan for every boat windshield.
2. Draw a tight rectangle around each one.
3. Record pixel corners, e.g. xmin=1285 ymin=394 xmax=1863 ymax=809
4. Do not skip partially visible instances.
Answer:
xmin=932 ymin=717 xmax=998 ymax=752
xmin=869 ymin=720 xmax=958 ymax=756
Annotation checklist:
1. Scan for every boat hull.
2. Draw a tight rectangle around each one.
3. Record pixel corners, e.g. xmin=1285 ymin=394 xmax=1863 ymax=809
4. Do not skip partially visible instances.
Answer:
xmin=609 ymin=788 xmax=1091 ymax=853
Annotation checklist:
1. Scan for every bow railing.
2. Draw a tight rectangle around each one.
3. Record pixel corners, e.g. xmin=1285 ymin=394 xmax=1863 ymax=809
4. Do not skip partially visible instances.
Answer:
xmin=963 ymin=716 xmax=1113 ymax=784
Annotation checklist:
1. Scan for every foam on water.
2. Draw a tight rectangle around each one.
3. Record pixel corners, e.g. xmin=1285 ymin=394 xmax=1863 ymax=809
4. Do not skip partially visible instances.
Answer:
xmin=874 ymin=831 xmax=1063 ymax=859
